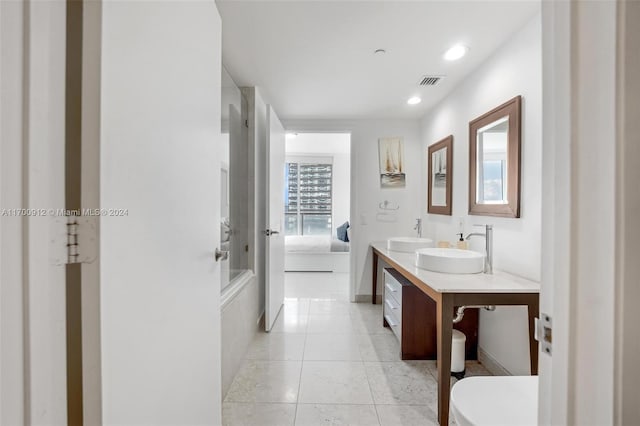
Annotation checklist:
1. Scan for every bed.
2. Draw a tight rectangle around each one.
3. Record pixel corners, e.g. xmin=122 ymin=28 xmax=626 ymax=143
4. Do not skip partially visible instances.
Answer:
xmin=284 ymin=235 xmax=350 ymax=272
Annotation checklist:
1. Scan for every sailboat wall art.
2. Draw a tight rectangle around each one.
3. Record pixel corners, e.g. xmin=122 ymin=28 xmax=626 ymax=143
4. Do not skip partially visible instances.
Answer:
xmin=378 ymin=137 xmax=406 ymax=188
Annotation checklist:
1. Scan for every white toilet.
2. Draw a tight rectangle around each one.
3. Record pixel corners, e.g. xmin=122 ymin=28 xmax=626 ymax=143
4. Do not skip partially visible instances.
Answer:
xmin=450 ymin=376 xmax=538 ymax=426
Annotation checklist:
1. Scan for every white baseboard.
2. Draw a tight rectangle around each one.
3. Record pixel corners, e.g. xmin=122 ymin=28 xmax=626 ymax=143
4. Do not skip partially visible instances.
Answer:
xmin=478 ymin=347 xmax=512 ymax=376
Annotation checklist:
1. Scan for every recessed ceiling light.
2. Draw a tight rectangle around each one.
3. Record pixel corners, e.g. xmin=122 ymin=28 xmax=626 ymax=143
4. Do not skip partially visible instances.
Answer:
xmin=374 ymin=48 xmax=386 ymax=55
xmin=407 ymin=96 xmax=422 ymax=105
xmin=444 ymin=44 xmax=468 ymax=61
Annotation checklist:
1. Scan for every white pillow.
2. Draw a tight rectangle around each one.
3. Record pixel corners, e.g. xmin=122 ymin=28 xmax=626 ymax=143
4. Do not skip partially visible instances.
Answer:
xmin=346 ymin=226 xmax=351 ymax=242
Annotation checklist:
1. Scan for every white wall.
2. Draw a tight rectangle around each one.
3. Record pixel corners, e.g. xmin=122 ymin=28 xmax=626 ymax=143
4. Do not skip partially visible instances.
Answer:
xmin=420 ymin=13 xmax=542 ymax=375
xmin=283 ymin=120 xmax=423 ymax=299
xmin=332 ymin=152 xmax=351 ymax=232
xmin=100 ymin=2 xmax=223 ymax=424
xmin=285 ymin=133 xmax=351 ymax=236
xmin=221 ymin=276 xmax=260 ymax=398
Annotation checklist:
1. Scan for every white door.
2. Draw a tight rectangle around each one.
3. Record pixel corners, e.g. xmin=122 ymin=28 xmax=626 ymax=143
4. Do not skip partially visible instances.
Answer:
xmin=265 ymin=105 xmax=286 ymax=332
xmin=99 ymin=2 xmax=223 ymax=424
xmin=540 ymin=1 xmax=635 ymax=424
xmin=1 ymin=1 xmax=68 ymax=423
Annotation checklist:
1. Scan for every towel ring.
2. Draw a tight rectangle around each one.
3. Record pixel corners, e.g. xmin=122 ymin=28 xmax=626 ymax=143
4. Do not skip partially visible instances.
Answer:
xmin=379 ymin=200 xmax=400 ymax=210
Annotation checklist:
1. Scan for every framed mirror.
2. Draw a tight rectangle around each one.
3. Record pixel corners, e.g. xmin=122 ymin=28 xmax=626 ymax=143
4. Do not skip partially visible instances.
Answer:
xmin=428 ymin=135 xmax=453 ymax=215
xmin=469 ymin=96 xmax=521 ymax=218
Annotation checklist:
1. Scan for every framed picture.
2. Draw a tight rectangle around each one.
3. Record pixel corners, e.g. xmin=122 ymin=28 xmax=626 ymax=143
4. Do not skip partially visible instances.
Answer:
xmin=428 ymin=135 xmax=453 ymax=215
xmin=378 ymin=137 xmax=406 ymax=188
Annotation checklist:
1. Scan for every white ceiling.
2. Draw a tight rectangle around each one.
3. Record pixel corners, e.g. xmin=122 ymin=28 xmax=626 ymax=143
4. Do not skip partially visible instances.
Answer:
xmin=285 ymin=133 xmax=351 ymax=154
xmin=217 ymin=1 xmax=540 ymax=120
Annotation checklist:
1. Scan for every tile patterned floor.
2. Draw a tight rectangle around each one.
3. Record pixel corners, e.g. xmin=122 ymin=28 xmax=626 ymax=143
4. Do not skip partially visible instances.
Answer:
xmin=223 ymin=272 xmax=491 ymax=426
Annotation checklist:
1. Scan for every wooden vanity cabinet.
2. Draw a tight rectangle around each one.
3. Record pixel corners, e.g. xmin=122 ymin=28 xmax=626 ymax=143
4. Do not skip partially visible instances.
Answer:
xmin=383 ymin=267 xmax=479 ymax=360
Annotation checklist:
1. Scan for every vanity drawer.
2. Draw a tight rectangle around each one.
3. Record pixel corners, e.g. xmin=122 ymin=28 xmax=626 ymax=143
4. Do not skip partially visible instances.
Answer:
xmin=384 ymin=294 xmax=402 ymax=318
xmin=384 ymin=309 xmax=401 ymax=341
xmin=383 ymin=270 xmax=403 ymax=304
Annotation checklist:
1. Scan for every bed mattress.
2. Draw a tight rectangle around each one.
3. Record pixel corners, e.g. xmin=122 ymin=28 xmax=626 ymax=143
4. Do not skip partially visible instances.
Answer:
xmin=285 ymin=235 xmax=349 ymax=252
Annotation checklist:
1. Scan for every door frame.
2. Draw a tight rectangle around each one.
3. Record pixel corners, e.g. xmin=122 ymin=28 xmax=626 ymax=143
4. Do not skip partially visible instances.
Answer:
xmin=279 ymin=129 xmax=354 ymax=300
xmin=614 ymin=2 xmax=640 ymax=423
xmin=264 ymin=105 xmax=286 ymax=331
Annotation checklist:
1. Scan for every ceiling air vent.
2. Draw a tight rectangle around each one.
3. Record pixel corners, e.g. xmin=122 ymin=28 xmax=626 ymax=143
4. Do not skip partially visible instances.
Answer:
xmin=419 ymin=76 xmax=443 ymax=86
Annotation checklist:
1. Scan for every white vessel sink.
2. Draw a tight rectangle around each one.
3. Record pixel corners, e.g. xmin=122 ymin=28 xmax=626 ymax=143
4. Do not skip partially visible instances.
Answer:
xmin=415 ymin=248 xmax=485 ymax=274
xmin=387 ymin=237 xmax=435 ymax=253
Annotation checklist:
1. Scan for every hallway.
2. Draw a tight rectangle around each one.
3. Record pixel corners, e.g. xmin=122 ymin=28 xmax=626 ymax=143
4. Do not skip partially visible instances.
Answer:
xmin=222 ymin=272 xmax=490 ymax=425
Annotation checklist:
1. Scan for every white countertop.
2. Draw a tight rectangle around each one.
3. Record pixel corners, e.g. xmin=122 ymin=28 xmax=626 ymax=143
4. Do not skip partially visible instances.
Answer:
xmin=371 ymin=242 xmax=540 ymax=294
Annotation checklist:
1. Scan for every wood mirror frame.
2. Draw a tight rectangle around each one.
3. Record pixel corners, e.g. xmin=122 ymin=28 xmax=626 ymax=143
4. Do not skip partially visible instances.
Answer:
xmin=427 ymin=135 xmax=453 ymax=215
xmin=468 ymin=96 xmax=521 ymax=218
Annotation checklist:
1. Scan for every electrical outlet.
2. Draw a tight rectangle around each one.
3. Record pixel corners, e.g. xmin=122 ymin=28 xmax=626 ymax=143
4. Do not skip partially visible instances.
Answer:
xmin=458 ymin=217 xmax=465 ymax=233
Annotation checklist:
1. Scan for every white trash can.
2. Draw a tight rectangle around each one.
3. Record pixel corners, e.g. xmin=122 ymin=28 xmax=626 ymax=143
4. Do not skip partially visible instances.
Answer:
xmin=451 ymin=329 xmax=466 ymax=378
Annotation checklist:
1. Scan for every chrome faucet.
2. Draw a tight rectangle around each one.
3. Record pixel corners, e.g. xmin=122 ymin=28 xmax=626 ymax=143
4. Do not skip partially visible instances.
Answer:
xmin=414 ymin=218 xmax=422 ymax=238
xmin=465 ymin=224 xmax=493 ymax=274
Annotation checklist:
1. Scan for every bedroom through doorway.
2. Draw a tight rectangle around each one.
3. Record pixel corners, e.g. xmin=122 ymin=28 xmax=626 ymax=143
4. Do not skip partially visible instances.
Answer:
xmin=282 ymin=132 xmax=351 ymax=298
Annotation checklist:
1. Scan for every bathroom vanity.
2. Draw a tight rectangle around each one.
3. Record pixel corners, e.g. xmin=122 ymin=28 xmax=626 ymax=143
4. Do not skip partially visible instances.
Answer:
xmin=383 ymin=267 xmax=479 ymax=360
xmin=370 ymin=242 xmax=540 ymax=426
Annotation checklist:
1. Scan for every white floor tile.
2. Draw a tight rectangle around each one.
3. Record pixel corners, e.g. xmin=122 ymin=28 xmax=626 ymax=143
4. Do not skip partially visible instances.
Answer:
xmin=246 ymin=333 xmax=306 ymax=361
xmin=464 ymin=361 xmax=492 ymax=377
xmin=295 ymin=404 xmax=380 ymax=426
xmin=375 ymin=404 xmax=438 ymax=426
xmin=222 ymin=402 xmax=296 ymax=426
xmin=354 ymin=315 xmax=396 ymax=335
xmin=357 ymin=334 xmax=402 ymax=362
xmin=309 ymin=300 xmax=352 ymax=315
xmin=303 ymin=333 xmax=362 ymax=361
xmin=223 ymin=272 xmax=490 ymax=426
xmin=306 ymin=314 xmax=368 ymax=334
xmin=283 ymin=298 xmax=311 ymax=316
xmin=350 ymin=303 xmax=384 ymax=319
xmin=225 ymin=360 xmax=302 ymax=403
xmin=285 ymin=272 xmax=349 ymax=301
xmin=269 ymin=313 xmax=309 ymax=333
xmin=298 ymin=361 xmax=374 ymax=405
xmin=365 ymin=361 xmax=438 ymax=406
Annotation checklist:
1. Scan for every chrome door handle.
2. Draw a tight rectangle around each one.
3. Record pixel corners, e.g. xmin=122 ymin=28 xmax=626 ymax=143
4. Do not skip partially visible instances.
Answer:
xmin=264 ymin=229 xmax=280 ymax=236
xmin=214 ymin=248 xmax=229 ymax=262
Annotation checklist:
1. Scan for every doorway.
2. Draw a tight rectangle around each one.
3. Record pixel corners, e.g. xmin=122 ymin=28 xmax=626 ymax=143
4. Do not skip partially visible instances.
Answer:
xmin=281 ymin=132 xmax=351 ymax=300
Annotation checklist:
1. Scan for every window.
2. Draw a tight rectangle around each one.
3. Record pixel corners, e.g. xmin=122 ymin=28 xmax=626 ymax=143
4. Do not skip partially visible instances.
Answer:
xmin=285 ymin=161 xmax=332 ymax=235
xmin=481 ymin=159 xmax=507 ymax=202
